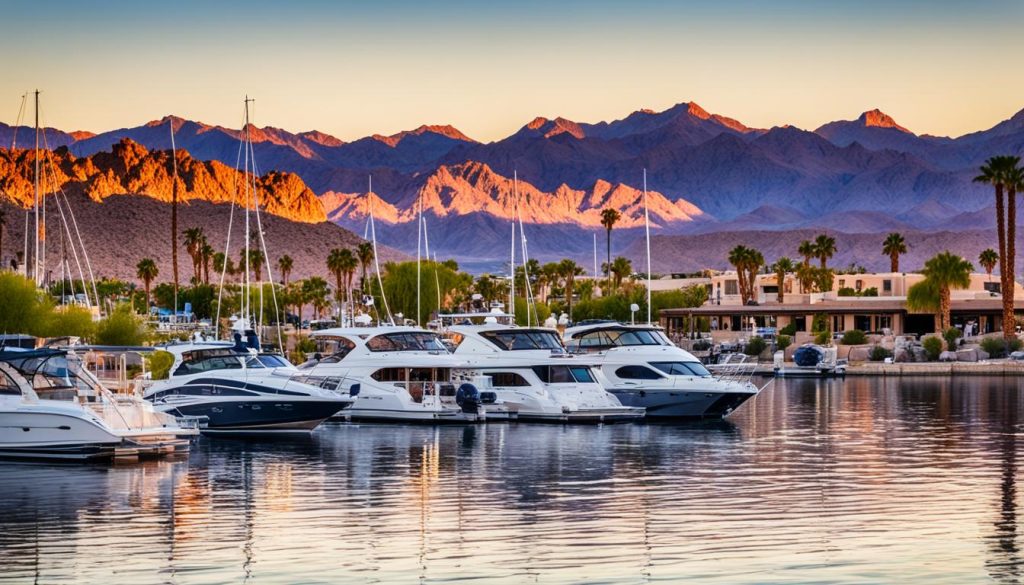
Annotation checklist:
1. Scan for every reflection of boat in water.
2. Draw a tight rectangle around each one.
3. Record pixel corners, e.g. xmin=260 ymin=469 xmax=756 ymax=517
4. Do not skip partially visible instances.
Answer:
xmin=773 ymin=345 xmax=847 ymax=378
xmin=143 ymin=342 xmax=353 ymax=434
xmin=0 ymin=348 xmax=195 ymax=461
xmin=564 ymin=323 xmax=761 ymax=419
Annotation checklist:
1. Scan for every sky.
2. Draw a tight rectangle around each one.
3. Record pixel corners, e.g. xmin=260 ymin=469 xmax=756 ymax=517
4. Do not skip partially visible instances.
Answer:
xmin=1 ymin=0 xmax=1022 ymax=142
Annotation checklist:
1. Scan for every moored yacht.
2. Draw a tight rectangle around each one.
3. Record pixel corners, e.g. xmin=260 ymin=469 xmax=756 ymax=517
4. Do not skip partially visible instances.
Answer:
xmin=447 ymin=324 xmax=645 ymax=423
xmin=563 ymin=323 xmax=761 ymax=418
xmin=142 ymin=342 xmax=353 ymax=434
xmin=294 ymin=327 xmax=506 ymax=423
xmin=0 ymin=348 xmax=195 ymax=460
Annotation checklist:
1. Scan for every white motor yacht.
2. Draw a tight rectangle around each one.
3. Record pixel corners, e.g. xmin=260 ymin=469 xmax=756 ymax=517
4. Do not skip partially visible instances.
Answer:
xmin=0 ymin=348 xmax=196 ymax=461
xmin=447 ymin=324 xmax=645 ymax=423
xmin=294 ymin=327 xmax=511 ymax=423
xmin=563 ymin=323 xmax=761 ymax=418
xmin=142 ymin=342 xmax=353 ymax=434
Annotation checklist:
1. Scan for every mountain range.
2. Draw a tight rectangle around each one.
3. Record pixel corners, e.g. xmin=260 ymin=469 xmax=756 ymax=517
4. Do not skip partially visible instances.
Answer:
xmin=2 ymin=100 xmax=1023 ymax=271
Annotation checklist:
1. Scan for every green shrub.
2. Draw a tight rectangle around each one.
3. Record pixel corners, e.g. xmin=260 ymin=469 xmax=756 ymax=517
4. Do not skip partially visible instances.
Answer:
xmin=942 ymin=327 xmax=960 ymax=351
xmin=94 ymin=305 xmax=150 ymax=346
xmin=840 ymin=329 xmax=868 ymax=345
xmin=1010 ymin=338 xmax=1023 ymax=353
xmin=811 ymin=313 xmax=829 ymax=333
xmin=776 ymin=334 xmax=792 ymax=351
xmin=148 ymin=350 xmax=175 ymax=380
xmin=981 ymin=337 xmax=1007 ymax=358
xmin=779 ymin=322 xmax=797 ymax=336
xmin=869 ymin=345 xmax=892 ymax=361
xmin=814 ymin=329 xmax=832 ymax=345
xmin=289 ymin=335 xmax=317 ymax=365
xmin=744 ymin=336 xmax=767 ymax=357
xmin=922 ymin=336 xmax=943 ymax=361
xmin=837 ymin=287 xmax=856 ymax=297
xmin=861 ymin=287 xmax=879 ymax=297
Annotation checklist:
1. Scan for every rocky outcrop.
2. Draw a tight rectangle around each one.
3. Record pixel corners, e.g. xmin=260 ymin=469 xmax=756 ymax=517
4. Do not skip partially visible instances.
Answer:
xmin=0 ymin=139 xmax=326 ymax=223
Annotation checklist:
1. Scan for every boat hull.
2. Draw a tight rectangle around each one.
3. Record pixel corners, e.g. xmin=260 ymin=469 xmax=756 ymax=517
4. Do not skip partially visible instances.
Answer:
xmin=513 ymin=407 xmax=645 ymax=424
xmin=610 ymin=388 xmax=756 ymax=418
xmin=160 ymin=399 xmax=348 ymax=434
xmin=342 ymin=408 xmax=483 ymax=424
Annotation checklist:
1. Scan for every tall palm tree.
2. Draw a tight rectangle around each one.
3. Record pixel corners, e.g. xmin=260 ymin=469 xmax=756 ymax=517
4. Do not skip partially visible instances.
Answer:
xmin=814 ymin=234 xmax=837 ymax=269
xmin=201 ymin=241 xmax=215 ymax=284
xmin=728 ymin=245 xmax=764 ymax=305
xmin=600 ymin=209 xmax=622 ymax=279
xmin=908 ymin=251 xmax=973 ymax=332
xmin=797 ymin=240 xmax=816 ymax=266
xmin=772 ymin=257 xmax=795 ymax=303
xmin=609 ymin=256 xmax=632 ymax=291
xmin=979 ymin=248 xmax=999 ymax=281
xmin=302 ymin=276 xmax=330 ymax=319
xmin=136 ymin=258 xmax=159 ymax=310
xmin=356 ymin=242 xmax=374 ymax=292
xmin=339 ymin=248 xmax=358 ymax=311
xmin=558 ymin=258 xmax=585 ymax=320
xmin=0 ymin=205 xmax=7 ymax=269
xmin=975 ymin=155 xmax=1019 ymax=340
xmin=882 ymin=232 xmax=908 ymax=273
xmin=277 ymin=255 xmax=294 ymax=286
xmin=326 ymin=248 xmax=348 ymax=306
xmin=182 ymin=227 xmax=205 ymax=283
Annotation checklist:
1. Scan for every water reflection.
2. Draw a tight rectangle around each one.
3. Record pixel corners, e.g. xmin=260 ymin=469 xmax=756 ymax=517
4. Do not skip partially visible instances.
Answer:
xmin=0 ymin=377 xmax=1023 ymax=584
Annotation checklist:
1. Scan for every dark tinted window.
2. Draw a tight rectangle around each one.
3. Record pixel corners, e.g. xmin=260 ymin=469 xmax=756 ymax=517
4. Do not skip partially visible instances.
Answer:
xmin=615 ymin=365 xmax=663 ymax=380
xmin=532 ymin=365 xmax=595 ymax=384
xmin=367 ymin=333 xmax=447 ymax=352
xmin=481 ymin=330 xmax=563 ymax=351
xmin=569 ymin=366 xmax=595 ymax=383
xmin=651 ymin=361 xmax=711 ymax=377
xmin=489 ymin=372 xmax=530 ymax=387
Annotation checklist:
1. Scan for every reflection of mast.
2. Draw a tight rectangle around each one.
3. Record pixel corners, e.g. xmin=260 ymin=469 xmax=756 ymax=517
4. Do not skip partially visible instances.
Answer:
xmin=988 ymin=389 xmax=1020 ymax=580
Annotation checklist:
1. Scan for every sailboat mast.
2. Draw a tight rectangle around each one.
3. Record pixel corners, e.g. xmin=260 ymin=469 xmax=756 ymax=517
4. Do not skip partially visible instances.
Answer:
xmin=416 ymin=188 xmax=422 ymax=326
xmin=509 ymin=173 xmax=516 ymax=321
xmin=243 ymin=96 xmax=253 ymax=328
xmin=643 ymin=169 xmax=652 ymax=325
xmin=368 ymin=175 xmax=393 ymax=325
xmin=170 ymin=121 xmax=179 ymax=324
xmin=32 ymin=90 xmax=40 ymax=286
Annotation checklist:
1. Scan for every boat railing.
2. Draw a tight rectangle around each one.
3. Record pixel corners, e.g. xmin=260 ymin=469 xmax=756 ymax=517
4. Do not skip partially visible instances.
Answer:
xmin=293 ymin=373 xmax=456 ymax=408
xmin=711 ymin=354 xmax=758 ymax=385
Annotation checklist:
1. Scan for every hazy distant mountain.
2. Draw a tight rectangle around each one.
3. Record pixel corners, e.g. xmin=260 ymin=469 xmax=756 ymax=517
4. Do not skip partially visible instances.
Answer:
xmin=4 ymin=100 xmax=1024 ymax=266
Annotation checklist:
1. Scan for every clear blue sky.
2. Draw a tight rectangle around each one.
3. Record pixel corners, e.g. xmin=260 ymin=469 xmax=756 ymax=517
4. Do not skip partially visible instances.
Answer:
xmin=1 ymin=0 xmax=1022 ymax=141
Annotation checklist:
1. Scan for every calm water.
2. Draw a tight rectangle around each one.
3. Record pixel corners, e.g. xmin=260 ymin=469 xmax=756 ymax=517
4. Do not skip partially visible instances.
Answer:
xmin=2 ymin=377 xmax=1024 ymax=584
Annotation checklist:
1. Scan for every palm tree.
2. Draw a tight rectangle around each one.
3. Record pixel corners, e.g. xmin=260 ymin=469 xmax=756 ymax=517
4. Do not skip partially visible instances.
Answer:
xmin=302 ymin=276 xmax=331 ymax=319
xmin=136 ymin=258 xmax=159 ymax=310
xmin=600 ymin=209 xmax=622 ymax=279
xmin=476 ymin=274 xmax=498 ymax=304
xmin=907 ymin=251 xmax=973 ymax=332
xmin=728 ymin=245 xmax=765 ymax=305
xmin=278 ymin=255 xmax=294 ymax=286
xmin=540 ymin=261 xmax=561 ymax=303
xmin=326 ymin=248 xmax=348 ymax=306
xmin=979 ymin=248 xmax=999 ymax=281
xmin=814 ymin=234 xmax=837 ymax=269
xmin=182 ymin=227 xmax=205 ymax=283
xmin=975 ymin=155 xmax=1019 ymax=340
xmin=609 ymin=256 xmax=632 ymax=291
xmin=339 ymin=248 xmax=358 ymax=311
xmin=882 ymin=232 xmax=908 ymax=272
xmin=356 ymin=242 xmax=374 ymax=292
xmin=558 ymin=258 xmax=585 ymax=320
xmin=201 ymin=241 xmax=215 ymax=284
xmin=0 ymin=205 xmax=7 ymax=269
xmin=772 ymin=257 xmax=795 ymax=303
xmin=797 ymin=240 xmax=816 ymax=266
xmin=796 ymin=262 xmax=817 ymax=294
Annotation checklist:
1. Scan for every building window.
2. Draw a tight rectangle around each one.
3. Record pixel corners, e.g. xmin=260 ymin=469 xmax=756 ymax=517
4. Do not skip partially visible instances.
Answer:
xmin=985 ymin=281 xmax=1002 ymax=294
xmin=883 ymin=280 xmax=892 ymax=294
xmin=725 ymin=280 xmax=739 ymax=295
xmin=855 ymin=280 xmax=863 ymax=291
xmin=838 ymin=279 xmax=845 ymax=288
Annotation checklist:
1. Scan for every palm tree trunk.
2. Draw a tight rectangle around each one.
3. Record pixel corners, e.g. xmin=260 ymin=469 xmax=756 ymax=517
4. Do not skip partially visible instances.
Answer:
xmin=996 ymin=184 xmax=1010 ymax=339
xmin=940 ymin=287 xmax=951 ymax=332
xmin=1007 ymin=184 xmax=1017 ymax=340
xmin=891 ymin=253 xmax=898 ymax=273
xmin=776 ymin=271 xmax=784 ymax=303
xmin=605 ymin=229 xmax=611 ymax=279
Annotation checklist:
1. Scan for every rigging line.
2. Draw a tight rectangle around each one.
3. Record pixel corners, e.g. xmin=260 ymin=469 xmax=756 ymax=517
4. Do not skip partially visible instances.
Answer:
xmin=643 ymin=168 xmax=652 ymax=325
xmin=416 ymin=185 xmax=422 ymax=326
xmin=368 ymin=176 xmax=393 ymax=325
xmin=514 ymin=172 xmax=536 ymax=326
xmin=242 ymin=98 xmax=252 ymax=329
xmin=40 ymin=125 xmax=99 ymax=308
xmin=12 ymin=93 xmax=29 ymax=280
xmin=214 ymin=115 xmax=247 ymax=339
xmin=245 ymin=128 xmax=284 ymax=352
xmin=40 ymin=147 xmax=89 ymax=308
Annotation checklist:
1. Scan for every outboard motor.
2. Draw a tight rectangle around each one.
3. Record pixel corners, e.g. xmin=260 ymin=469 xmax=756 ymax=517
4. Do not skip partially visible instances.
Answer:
xmin=348 ymin=383 xmax=360 ymax=398
xmin=232 ymin=332 xmax=247 ymax=353
xmin=245 ymin=330 xmax=261 ymax=351
xmin=793 ymin=345 xmax=824 ymax=367
xmin=455 ymin=383 xmax=482 ymax=414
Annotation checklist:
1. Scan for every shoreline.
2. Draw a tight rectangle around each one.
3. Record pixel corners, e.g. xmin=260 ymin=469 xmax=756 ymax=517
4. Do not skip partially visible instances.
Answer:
xmin=752 ymin=361 xmax=1024 ymax=377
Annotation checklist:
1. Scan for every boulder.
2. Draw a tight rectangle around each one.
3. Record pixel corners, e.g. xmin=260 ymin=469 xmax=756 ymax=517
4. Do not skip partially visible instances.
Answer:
xmin=847 ymin=346 xmax=872 ymax=362
xmin=894 ymin=348 xmax=911 ymax=363
xmin=939 ymin=351 xmax=958 ymax=362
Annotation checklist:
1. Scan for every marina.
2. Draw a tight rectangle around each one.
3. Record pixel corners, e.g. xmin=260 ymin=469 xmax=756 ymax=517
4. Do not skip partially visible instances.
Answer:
xmin=1 ymin=376 xmax=1021 ymax=584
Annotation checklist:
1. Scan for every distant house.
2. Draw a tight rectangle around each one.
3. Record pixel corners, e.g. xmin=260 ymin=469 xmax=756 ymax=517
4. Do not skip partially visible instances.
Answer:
xmin=659 ymin=271 xmax=1023 ymax=339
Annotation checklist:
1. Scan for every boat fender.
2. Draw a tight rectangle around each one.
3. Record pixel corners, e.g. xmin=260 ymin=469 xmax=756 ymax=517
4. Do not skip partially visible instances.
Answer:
xmin=349 ymin=383 xmax=360 ymax=397
xmin=456 ymin=383 xmax=482 ymax=413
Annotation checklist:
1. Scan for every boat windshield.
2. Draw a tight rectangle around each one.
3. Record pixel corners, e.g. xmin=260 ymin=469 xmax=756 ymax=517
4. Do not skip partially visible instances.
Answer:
xmin=366 ymin=332 xmax=448 ymax=352
xmin=570 ymin=327 xmax=669 ymax=350
xmin=650 ymin=361 xmax=712 ymax=377
xmin=532 ymin=365 xmax=597 ymax=384
xmin=480 ymin=330 xmax=564 ymax=351
xmin=174 ymin=348 xmax=245 ymax=376
xmin=245 ymin=354 xmax=292 ymax=369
